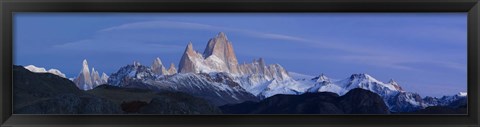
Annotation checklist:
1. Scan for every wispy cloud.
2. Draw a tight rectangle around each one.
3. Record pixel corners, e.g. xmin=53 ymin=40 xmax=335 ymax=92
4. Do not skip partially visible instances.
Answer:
xmin=336 ymin=55 xmax=417 ymax=71
xmin=53 ymin=39 xmax=184 ymax=54
xmin=99 ymin=20 xmax=316 ymax=44
xmin=99 ymin=20 xmax=381 ymax=54
xmin=99 ymin=20 xmax=218 ymax=32
xmin=260 ymin=33 xmax=310 ymax=42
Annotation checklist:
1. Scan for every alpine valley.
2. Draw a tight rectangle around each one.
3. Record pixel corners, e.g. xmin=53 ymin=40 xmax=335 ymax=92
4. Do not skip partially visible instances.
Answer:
xmin=14 ymin=32 xmax=467 ymax=114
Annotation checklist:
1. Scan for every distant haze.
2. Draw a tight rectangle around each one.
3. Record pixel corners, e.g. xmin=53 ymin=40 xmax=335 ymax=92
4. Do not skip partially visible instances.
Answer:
xmin=14 ymin=13 xmax=467 ymax=97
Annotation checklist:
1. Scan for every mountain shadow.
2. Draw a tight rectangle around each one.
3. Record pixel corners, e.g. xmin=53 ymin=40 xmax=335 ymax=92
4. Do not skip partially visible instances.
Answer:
xmin=87 ymin=85 xmax=222 ymax=114
xmin=13 ymin=65 xmax=121 ymax=114
xmin=400 ymin=97 xmax=467 ymax=114
xmin=220 ymin=88 xmax=390 ymax=114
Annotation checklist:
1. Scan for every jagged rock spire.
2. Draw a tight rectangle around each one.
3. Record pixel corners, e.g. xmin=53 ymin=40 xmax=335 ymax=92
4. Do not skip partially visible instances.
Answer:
xmin=91 ymin=67 xmax=102 ymax=87
xmin=179 ymin=41 xmax=202 ymax=73
xmin=186 ymin=41 xmax=195 ymax=53
xmin=74 ymin=59 xmax=109 ymax=90
xmin=202 ymin=32 xmax=239 ymax=73
xmin=177 ymin=32 xmax=291 ymax=81
xmin=74 ymin=59 xmax=93 ymax=90
xmin=168 ymin=63 xmax=177 ymax=74
xmin=151 ymin=57 xmax=168 ymax=75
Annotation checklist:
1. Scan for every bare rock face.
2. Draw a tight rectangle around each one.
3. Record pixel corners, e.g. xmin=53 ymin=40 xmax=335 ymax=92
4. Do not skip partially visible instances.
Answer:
xmin=179 ymin=33 xmax=241 ymax=74
xmin=203 ymin=32 xmax=240 ymax=74
xmin=238 ymin=58 xmax=290 ymax=80
xmin=91 ymin=68 xmax=102 ymax=87
xmin=167 ymin=63 xmax=177 ymax=75
xmin=151 ymin=57 xmax=177 ymax=75
xmin=178 ymin=42 xmax=204 ymax=73
xmin=178 ymin=32 xmax=290 ymax=79
xmin=74 ymin=59 xmax=93 ymax=90
xmin=151 ymin=57 xmax=168 ymax=75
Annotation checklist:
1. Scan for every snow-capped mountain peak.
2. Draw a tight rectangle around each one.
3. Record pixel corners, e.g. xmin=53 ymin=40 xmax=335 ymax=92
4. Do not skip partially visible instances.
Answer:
xmin=154 ymin=57 xmax=163 ymax=65
xmin=133 ymin=61 xmax=141 ymax=66
xmin=24 ymin=65 xmax=67 ymax=78
xmin=82 ymin=59 xmax=90 ymax=67
xmin=388 ymin=79 xmax=396 ymax=84
xmin=457 ymin=92 xmax=467 ymax=97
xmin=312 ymin=73 xmax=330 ymax=82
xmin=344 ymin=73 xmax=402 ymax=91
xmin=24 ymin=65 xmax=47 ymax=72
xmin=101 ymin=72 xmax=109 ymax=82
xmin=388 ymin=79 xmax=404 ymax=91
xmin=349 ymin=73 xmax=375 ymax=81
xmin=92 ymin=32 xmax=464 ymax=113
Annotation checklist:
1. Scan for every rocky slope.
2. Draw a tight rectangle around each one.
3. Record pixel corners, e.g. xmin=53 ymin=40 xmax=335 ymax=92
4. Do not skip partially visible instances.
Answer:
xmin=402 ymin=98 xmax=467 ymax=114
xmin=108 ymin=62 xmax=259 ymax=106
xmin=423 ymin=92 xmax=468 ymax=107
xmin=13 ymin=65 xmax=121 ymax=114
xmin=151 ymin=57 xmax=177 ymax=75
xmin=14 ymin=65 xmax=221 ymax=114
xmin=87 ymin=85 xmax=221 ymax=114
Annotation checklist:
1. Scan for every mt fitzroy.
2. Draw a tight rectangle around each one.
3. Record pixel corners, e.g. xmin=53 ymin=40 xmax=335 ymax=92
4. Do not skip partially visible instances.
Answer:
xmin=179 ymin=32 xmax=240 ymax=74
xmin=179 ymin=32 xmax=289 ymax=80
xmin=178 ymin=32 xmax=298 ymax=98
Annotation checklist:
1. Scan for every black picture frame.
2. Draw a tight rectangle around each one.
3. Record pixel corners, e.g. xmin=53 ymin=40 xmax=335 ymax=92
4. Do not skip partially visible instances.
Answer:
xmin=1 ymin=0 xmax=479 ymax=126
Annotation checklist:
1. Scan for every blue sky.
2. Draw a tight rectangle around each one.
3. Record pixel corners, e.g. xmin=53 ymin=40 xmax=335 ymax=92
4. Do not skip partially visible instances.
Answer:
xmin=14 ymin=13 xmax=467 ymax=97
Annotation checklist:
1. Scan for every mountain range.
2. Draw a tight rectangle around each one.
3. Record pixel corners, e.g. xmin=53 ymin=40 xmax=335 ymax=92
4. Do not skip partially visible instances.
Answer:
xmin=22 ymin=32 xmax=467 ymax=113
